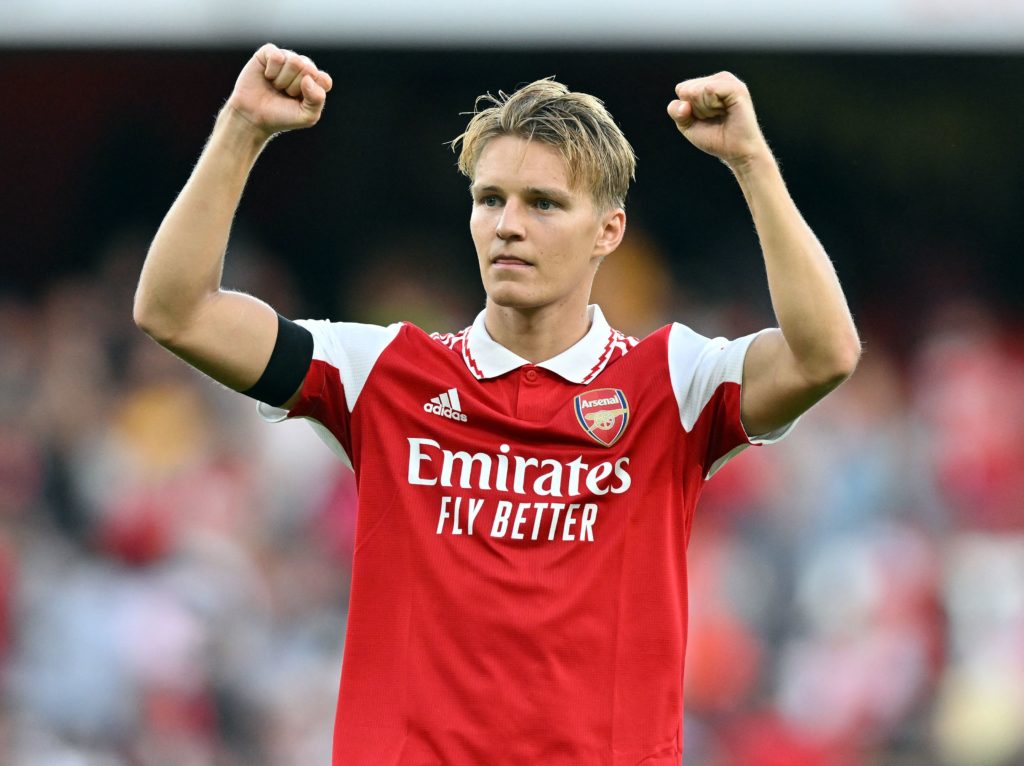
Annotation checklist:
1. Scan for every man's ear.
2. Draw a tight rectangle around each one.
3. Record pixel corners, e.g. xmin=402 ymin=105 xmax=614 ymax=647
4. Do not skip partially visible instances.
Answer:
xmin=594 ymin=208 xmax=626 ymax=257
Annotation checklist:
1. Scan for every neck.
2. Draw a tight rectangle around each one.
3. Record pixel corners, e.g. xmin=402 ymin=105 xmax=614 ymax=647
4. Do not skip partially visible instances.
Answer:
xmin=484 ymin=298 xmax=591 ymax=364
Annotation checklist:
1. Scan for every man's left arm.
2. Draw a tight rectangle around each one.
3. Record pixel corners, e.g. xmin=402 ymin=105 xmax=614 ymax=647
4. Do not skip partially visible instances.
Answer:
xmin=668 ymin=72 xmax=862 ymax=436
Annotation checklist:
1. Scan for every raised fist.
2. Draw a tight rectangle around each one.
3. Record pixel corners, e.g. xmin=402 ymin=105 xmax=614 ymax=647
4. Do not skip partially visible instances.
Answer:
xmin=667 ymin=72 xmax=769 ymax=168
xmin=225 ymin=43 xmax=334 ymax=138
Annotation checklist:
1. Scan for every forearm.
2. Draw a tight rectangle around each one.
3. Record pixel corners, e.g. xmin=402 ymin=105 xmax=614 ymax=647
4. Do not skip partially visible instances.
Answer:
xmin=731 ymin=151 xmax=861 ymax=384
xmin=134 ymin=107 xmax=270 ymax=342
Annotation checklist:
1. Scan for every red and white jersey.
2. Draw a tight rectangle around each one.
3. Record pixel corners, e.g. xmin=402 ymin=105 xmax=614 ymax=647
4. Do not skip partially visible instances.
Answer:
xmin=259 ymin=305 xmax=793 ymax=766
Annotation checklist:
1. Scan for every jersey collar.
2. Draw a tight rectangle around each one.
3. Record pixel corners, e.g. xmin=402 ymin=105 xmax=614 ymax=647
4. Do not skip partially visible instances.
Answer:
xmin=464 ymin=305 xmax=615 ymax=384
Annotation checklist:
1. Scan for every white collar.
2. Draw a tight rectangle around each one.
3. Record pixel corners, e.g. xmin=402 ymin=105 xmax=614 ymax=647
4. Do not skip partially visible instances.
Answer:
xmin=463 ymin=304 xmax=615 ymax=384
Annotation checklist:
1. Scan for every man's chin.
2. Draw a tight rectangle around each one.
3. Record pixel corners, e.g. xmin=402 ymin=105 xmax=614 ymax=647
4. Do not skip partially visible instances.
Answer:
xmin=485 ymin=287 xmax=545 ymax=311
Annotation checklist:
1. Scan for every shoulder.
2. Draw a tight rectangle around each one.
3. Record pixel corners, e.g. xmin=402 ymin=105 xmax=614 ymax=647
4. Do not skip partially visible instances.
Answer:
xmin=605 ymin=323 xmax=663 ymax=361
xmin=295 ymin=318 xmax=483 ymax=367
xmin=597 ymin=324 xmax=643 ymax=363
xmin=294 ymin=318 xmax=406 ymax=364
xmin=428 ymin=325 xmax=471 ymax=352
xmin=602 ymin=321 xmax=739 ymax=366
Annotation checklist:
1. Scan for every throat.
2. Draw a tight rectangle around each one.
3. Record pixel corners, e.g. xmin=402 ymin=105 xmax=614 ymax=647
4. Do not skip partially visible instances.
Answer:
xmin=484 ymin=300 xmax=592 ymax=364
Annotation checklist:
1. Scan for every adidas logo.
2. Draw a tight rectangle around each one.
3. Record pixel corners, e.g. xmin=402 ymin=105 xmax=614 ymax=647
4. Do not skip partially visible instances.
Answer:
xmin=424 ymin=388 xmax=469 ymax=422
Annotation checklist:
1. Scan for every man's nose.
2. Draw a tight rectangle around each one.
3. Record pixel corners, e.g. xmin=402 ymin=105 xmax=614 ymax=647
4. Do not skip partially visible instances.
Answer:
xmin=496 ymin=199 xmax=525 ymax=241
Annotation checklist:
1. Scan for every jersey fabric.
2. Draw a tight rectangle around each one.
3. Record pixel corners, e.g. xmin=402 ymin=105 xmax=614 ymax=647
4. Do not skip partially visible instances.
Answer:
xmin=258 ymin=305 xmax=794 ymax=766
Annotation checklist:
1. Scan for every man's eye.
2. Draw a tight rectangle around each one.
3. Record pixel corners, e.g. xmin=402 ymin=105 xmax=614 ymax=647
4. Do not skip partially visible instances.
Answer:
xmin=536 ymin=199 xmax=556 ymax=211
xmin=480 ymin=196 xmax=500 ymax=207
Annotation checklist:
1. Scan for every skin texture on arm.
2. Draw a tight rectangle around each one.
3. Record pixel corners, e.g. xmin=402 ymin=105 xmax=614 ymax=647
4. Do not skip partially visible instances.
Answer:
xmin=133 ymin=44 xmax=332 ymax=409
xmin=667 ymin=73 xmax=861 ymax=437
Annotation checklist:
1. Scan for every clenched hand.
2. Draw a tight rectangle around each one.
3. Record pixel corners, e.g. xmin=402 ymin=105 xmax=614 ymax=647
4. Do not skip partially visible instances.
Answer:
xmin=225 ymin=43 xmax=334 ymax=139
xmin=667 ymin=72 xmax=771 ymax=169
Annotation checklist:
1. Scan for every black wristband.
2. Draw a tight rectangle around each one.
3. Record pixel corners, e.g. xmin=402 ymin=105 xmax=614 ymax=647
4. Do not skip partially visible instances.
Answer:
xmin=241 ymin=314 xmax=314 ymax=407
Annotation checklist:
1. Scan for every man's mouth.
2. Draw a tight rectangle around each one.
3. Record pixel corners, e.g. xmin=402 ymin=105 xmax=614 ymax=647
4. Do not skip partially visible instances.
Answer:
xmin=492 ymin=255 xmax=533 ymax=267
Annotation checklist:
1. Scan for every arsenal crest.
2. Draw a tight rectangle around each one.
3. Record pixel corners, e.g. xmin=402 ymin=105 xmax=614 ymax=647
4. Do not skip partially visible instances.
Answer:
xmin=574 ymin=388 xmax=629 ymax=448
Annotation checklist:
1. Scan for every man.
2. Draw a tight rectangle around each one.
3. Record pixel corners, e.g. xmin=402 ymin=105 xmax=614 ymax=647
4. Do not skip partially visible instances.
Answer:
xmin=135 ymin=43 xmax=860 ymax=765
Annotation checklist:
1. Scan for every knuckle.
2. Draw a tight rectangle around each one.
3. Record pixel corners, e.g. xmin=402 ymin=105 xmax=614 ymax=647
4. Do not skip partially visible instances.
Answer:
xmin=719 ymin=71 xmax=747 ymax=89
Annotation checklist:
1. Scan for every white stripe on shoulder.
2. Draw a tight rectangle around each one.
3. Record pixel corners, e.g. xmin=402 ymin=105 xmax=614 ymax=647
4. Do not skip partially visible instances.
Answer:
xmin=668 ymin=323 xmax=764 ymax=432
xmin=296 ymin=319 xmax=403 ymax=412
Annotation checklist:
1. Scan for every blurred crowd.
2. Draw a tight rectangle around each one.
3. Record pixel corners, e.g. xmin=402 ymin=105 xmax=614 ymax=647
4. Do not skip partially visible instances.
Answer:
xmin=1 ymin=225 xmax=1023 ymax=766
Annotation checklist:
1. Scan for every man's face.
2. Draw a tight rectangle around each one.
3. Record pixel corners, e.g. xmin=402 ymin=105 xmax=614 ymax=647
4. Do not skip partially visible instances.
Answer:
xmin=470 ymin=135 xmax=624 ymax=312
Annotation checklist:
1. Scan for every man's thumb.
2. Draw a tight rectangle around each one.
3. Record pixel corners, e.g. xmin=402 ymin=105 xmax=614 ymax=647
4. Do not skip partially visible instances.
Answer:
xmin=667 ymin=99 xmax=694 ymax=130
xmin=300 ymin=74 xmax=326 ymax=117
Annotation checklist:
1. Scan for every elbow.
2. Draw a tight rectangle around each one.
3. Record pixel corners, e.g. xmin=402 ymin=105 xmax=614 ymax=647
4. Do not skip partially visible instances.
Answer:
xmin=812 ymin=334 xmax=862 ymax=389
xmin=132 ymin=295 xmax=150 ymax=334
xmin=833 ymin=340 xmax=862 ymax=383
xmin=132 ymin=292 xmax=180 ymax=347
xmin=132 ymin=293 xmax=160 ymax=339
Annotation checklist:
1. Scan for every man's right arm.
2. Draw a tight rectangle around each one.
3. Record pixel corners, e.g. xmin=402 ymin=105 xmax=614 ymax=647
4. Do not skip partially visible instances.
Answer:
xmin=133 ymin=44 xmax=332 ymax=410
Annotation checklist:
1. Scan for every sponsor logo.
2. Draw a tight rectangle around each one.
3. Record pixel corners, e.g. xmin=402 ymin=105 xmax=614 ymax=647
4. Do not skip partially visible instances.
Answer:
xmin=574 ymin=388 xmax=629 ymax=447
xmin=407 ymin=438 xmax=632 ymax=497
xmin=424 ymin=388 xmax=468 ymax=423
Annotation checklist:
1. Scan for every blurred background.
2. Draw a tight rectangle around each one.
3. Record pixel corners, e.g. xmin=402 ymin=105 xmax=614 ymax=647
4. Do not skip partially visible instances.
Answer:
xmin=2 ymin=2 xmax=1023 ymax=764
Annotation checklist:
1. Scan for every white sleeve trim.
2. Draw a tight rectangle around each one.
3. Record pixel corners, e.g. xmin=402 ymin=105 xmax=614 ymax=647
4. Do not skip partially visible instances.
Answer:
xmin=255 ymin=319 xmax=403 ymax=465
xmin=669 ymin=323 xmax=758 ymax=433
xmin=297 ymin=319 xmax=403 ymax=413
xmin=668 ymin=323 xmax=798 ymax=479
xmin=257 ymin=401 xmax=289 ymax=423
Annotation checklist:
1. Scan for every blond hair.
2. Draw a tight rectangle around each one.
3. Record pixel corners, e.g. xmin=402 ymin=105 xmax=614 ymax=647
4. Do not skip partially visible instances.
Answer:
xmin=452 ymin=78 xmax=636 ymax=211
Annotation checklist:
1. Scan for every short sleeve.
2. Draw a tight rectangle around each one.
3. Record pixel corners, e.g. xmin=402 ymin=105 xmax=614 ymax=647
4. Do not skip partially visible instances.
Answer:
xmin=256 ymin=319 xmax=403 ymax=467
xmin=667 ymin=323 xmax=797 ymax=479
